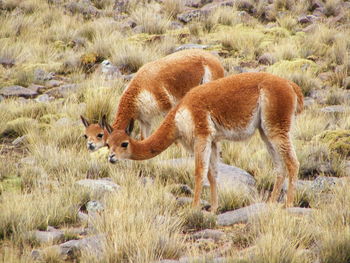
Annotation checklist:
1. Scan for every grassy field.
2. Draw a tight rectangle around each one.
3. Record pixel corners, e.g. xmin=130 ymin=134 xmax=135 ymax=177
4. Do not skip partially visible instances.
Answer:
xmin=0 ymin=0 xmax=350 ymax=262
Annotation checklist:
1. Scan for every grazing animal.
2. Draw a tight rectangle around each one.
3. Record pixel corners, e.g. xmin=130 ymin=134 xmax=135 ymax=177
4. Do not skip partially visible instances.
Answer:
xmin=103 ymin=72 xmax=304 ymax=212
xmin=81 ymin=49 xmax=224 ymax=151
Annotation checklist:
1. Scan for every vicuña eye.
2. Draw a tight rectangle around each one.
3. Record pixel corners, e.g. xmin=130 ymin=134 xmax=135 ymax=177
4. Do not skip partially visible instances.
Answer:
xmin=97 ymin=133 xmax=103 ymax=138
xmin=106 ymin=144 xmax=110 ymax=149
xmin=83 ymin=135 xmax=88 ymax=139
xmin=121 ymin=142 xmax=128 ymax=148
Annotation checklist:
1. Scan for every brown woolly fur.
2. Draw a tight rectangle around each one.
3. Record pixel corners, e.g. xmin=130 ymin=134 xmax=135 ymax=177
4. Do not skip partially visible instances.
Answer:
xmin=105 ymin=72 xmax=303 ymax=212
xmin=83 ymin=49 xmax=224 ymax=150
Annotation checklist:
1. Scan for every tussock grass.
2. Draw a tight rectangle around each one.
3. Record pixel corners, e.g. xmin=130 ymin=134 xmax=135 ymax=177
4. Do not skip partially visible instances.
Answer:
xmin=82 ymin=180 xmax=184 ymax=262
xmin=162 ymin=0 xmax=185 ymax=18
xmin=131 ymin=5 xmax=170 ymax=34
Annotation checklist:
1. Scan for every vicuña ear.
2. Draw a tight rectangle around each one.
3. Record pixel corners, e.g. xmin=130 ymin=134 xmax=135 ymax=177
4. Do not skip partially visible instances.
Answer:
xmin=80 ymin=115 xmax=90 ymax=128
xmin=101 ymin=115 xmax=113 ymax=134
xmin=99 ymin=115 xmax=107 ymax=128
xmin=125 ymin=119 xmax=134 ymax=136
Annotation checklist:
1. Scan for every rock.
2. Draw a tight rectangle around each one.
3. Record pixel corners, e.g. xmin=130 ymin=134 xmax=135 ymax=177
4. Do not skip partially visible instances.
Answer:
xmin=281 ymin=179 xmax=313 ymax=198
xmin=0 ymin=57 xmax=15 ymax=68
xmin=122 ymin=73 xmax=135 ymax=81
xmin=99 ymin=60 xmax=121 ymax=80
xmin=76 ymin=178 xmax=120 ymax=198
xmin=287 ymin=207 xmax=313 ymax=216
xmin=258 ymin=53 xmax=275 ymax=65
xmin=78 ymin=212 xmax=89 ymax=223
xmin=178 ymin=256 xmax=227 ymax=263
xmin=311 ymin=176 xmax=341 ymax=192
xmin=169 ymin=21 xmax=184 ymax=30
xmin=55 ymin=117 xmax=72 ymax=126
xmin=45 ymin=84 xmax=78 ymax=98
xmin=177 ymin=8 xmax=202 ymax=23
xmin=59 ymin=234 xmax=104 ymax=258
xmin=34 ymin=69 xmax=54 ymax=82
xmin=217 ymin=203 xmax=268 ymax=226
xmin=185 ymin=0 xmax=213 ymax=8
xmin=12 ymin=135 xmax=27 ymax=146
xmin=28 ymin=84 xmax=47 ymax=93
xmin=65 ymin=2 xmax=100 ymax=18
xmin=320 ymin=105 xmax=346 ymax=113
xmin=29 ymin=228 xmax=64 ymax=244
xmin=86 ymin=200 xmax=104 ymax=213
xmin=343 ymin=76 xmax=350 ymax=89
xmin=160 ymin=158 xmax=255 ymax=191
xmin=191 ymin=229 xmax=225 ymax=241
xmin=21 ymin=156 xmax=36 ymax=165
xmin=35 ymin=94 xmax=53 ymax=103
xmin=170 ymin=184 xmax=193 ymax=196
xmin=174 ymin=43 xmax=210 ymax=52
xmin=176 ymin=197 xmax=210 ymax=208
xmin=0 ymin=85 xmax=38 ymax=98
xmin=304 ymin=97 xmax=315 ymax=108
xmin=298 ymin=15 xmax=317 ymax=24
xmin=45 ymin=79 xmax=63 ymax=88
xmin=32 ymin=234 xmax=104 ymax=259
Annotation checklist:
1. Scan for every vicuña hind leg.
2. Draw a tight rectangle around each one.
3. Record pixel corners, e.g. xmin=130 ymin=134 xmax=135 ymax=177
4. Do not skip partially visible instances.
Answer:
xmin=207 ymin=142 xmax=219 ymax=213
xmin=267 ymin=135 xmax=299 ymax=207
xmin=193 ymin=137 xmax=212 ymax=209
xmin=140 ymin=121 xmax=151 ymax=140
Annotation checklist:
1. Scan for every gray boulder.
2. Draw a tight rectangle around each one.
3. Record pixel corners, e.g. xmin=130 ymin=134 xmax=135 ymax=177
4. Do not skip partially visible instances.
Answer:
xmin=0 ymin=85 xmax=38 ymax=98
xmin=258 ymin=53 xmax=275 ymax=65
xmin=159 ymin=158 xmax=255 ymax=191
xmin=35 ymin=93 xmax=53 ymax=103
xmin=28 ymin=84 xmax=47 ymax=93
xmin=34 ymin=69 xmax=54 ymax=82
xmin=287 ymin=207 xmax=313 ymax=216
xmin=217 ymin=203 xmax=268 ymax=226
xmin=176 ymin=197 xmax=210 ymax=208
xmin=29 ymin=228 xmax=64 ymax=244
xmin=32 ymin=234 xmax=105 ymax=260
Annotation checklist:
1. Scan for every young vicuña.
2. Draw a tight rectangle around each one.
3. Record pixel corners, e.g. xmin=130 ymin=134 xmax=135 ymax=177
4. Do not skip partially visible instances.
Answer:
xmin=81 ymin=49 xmax=225 ymax=151
xmin=102 ymin=72 xmax=304 ymax=212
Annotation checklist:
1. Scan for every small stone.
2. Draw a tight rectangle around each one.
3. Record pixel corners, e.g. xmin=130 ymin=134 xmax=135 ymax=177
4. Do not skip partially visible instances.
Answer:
xmin=78 ymin=212 xmax=89 ymax=223
xmin=122 ymin=73 xmax=135 ymax=81
xmin=298 ymin=15 xmax=317 ymax=24
xmin=55 ymin=117 xmax=72 ymax=126
xmin=86 ymin=200 xmax=104 ymax=213
xmin=320 ymin=105 xmax=346 ymax=113
xmin=191 ymin=229 xmax=225 ymax=241
xmin=176 ymin=196 xmax=210 ymax=208
xmin=177 ymin=8 xmax=202 ymax=23
xmin=0 ymin=85 xmax=38 ymax=98
xmin=34 ymin=68 xmax=54 ymax=82
xmin=76 ymin=179 xmax=120 ymax=198
xmin=311 ymin=176 xmax=341 ymax=192
xmin=46 ymin=79 xmax=63 ymax=88
xmin=45 ymin=84 xmax=78 ymax=98
xmin=174 ymin=44 xmax=210 ymax=52
xmin=258 ymin=53 xmax=275 ymax=65
xmin=287 ymin=207 xmax=313 ymax=216
xmin=343 ymin=77 xmax=350 ymax=89
xmin=35 ymin=94 xmax=53 ymax=103
xmin=12 ymin=135 xmax=27 ymax=146
xmin=217 ymin=203 xmax=268 ymax=226
xmin=0 ymin=57 xmax=15 ymax=68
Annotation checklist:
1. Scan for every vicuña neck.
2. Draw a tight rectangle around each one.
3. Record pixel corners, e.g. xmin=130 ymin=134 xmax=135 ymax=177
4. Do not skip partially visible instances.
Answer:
xmin=112 ymin=85 xmax=139 ymax=130
xmin=129 ymin=110 xmax=178 ymax=160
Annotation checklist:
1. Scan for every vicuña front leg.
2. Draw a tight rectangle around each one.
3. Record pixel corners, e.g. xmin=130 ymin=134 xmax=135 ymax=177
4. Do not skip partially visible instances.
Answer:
xmin=193 ymin=137 xmax=212 ymax=209
xmin=140 ymin=121 xmax=151 ymax=140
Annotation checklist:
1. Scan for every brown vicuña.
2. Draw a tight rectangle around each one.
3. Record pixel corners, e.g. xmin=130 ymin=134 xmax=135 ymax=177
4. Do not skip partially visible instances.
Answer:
xmin=81 ymin=49 xmax=225 ymax=151
xmin=103 ymin=72 xmax=304 ymax=212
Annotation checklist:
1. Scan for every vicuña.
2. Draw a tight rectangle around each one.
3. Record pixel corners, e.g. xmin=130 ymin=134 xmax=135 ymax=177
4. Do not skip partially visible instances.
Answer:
xmin=103 ymin=72 xmax=304 ymax=212
xmin=81 ymin=49 xmax=225 ymax=151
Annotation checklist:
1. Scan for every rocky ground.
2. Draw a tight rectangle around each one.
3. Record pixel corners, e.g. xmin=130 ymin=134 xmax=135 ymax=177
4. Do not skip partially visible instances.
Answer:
xmin=0 ymin=0 xmax=350 ymax=262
